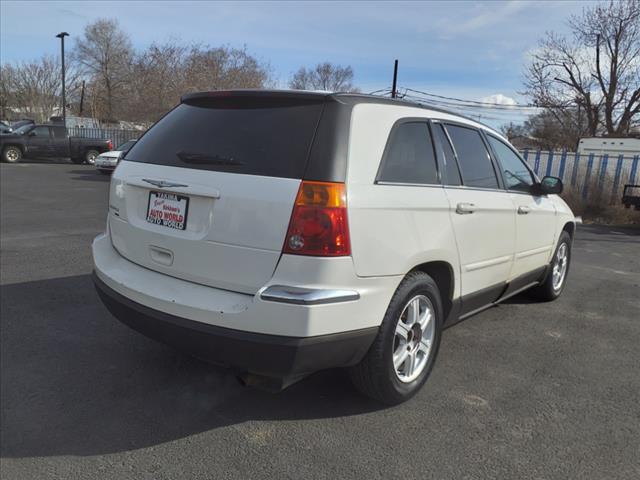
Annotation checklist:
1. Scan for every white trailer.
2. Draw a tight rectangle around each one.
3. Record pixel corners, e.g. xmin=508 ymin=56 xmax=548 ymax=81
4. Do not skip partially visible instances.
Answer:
xmin=577 ymin=137 xmax=640 ymax=156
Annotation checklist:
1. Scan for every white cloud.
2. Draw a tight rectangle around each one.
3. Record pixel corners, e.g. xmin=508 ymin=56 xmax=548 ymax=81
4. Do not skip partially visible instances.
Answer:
xmin=449 ymin=0 xmax=531 ymax=34
xmin=479 ymin=94 xmax=518 ymax=106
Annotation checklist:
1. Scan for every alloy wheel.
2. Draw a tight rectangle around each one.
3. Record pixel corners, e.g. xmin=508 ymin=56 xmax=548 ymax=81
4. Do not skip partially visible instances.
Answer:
xmin=393 ymin=295 xmax=435 ymax=383
xmin=552 ymin=243 xmax=569 ymax=291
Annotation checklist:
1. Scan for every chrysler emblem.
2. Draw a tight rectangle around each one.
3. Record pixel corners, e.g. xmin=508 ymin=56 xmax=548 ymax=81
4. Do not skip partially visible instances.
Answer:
xmin=142 ymin=179 xmax=189 ymax=188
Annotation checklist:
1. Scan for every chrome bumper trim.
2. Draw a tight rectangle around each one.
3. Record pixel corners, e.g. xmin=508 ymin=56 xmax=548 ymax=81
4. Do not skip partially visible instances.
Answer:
xmin=260 ymin=285 xmax=360 ymax=305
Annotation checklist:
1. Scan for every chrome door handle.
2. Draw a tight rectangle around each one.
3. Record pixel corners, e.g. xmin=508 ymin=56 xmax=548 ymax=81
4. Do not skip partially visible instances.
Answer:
xmin=517 ymin=206 xmax=531 ymax=215
xmin=456 ymin=202 xmax=476 ymax=214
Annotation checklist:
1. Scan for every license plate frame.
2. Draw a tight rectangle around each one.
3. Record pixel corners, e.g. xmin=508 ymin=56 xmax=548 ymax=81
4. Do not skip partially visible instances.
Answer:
xmin=146 ymin=190 xmax=189 ymax=231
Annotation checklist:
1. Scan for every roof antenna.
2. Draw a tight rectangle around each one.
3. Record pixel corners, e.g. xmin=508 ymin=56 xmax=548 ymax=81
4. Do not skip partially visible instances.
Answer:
xmin=391 ymin=59 xmax=398 ymax=99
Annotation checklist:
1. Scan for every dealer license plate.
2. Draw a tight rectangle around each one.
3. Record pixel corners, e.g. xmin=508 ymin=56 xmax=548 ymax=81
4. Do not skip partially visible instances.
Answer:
xmin=146 ymin=191 xmax=189 ymax=230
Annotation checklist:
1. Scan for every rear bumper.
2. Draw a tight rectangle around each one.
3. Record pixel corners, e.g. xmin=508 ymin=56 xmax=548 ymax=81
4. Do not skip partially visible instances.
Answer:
xmin=92 ymin=232 xmax=399 ymax=337
xmin=95 ymin=158 xmax=118 ymax=169
xmin=94 ymin=272 xmax=377 ymax=379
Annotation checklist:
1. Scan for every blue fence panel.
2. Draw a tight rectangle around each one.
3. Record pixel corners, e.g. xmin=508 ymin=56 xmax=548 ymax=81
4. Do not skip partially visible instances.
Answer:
xmin=545 ymin=151 xmax=554 ymax=176
xmin=518 ymin=150 xmax=640 ymax=203
xmin=630 ymin=155 xmax=639 ymax=185
xmin=583 ymin=153 xmax=595 ymax=200
xmin=571 ymin=152 xmax=580 ymax=187
xmin=610 ymin=154 xmax=625 ymax=202
xmin=558 ymin=150 xmax=567 ymax=181
xmin=533 ymin=149 xmax=541 ymax=175
xmin=597 ymin=154 xmax=609 ymax=194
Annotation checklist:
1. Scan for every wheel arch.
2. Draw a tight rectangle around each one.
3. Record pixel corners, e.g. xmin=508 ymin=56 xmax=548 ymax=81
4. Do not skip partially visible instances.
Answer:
xmin=408 ymin=261 xmax=454 ymax=320
xmin=562 ymin=221 xmax=576 ymax=240
xmin=3 ymin=143 xmax=25 ymax=153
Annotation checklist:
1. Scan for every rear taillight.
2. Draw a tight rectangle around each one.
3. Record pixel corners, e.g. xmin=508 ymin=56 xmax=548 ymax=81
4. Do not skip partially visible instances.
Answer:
xmin=107 ymin=140 xmax=113 ymax=150
xmin=283 ymin=181 xmax=350 ymax=257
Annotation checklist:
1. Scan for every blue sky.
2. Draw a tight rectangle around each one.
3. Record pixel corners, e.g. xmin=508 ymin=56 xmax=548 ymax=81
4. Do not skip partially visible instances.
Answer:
xmin=0 ymin=0 xmax=594 ymax=126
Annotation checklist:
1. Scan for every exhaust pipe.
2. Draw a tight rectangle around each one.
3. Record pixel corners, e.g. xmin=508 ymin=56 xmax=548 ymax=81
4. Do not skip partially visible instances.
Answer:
xmin=236 ymin=372 xmax=306 ymax=392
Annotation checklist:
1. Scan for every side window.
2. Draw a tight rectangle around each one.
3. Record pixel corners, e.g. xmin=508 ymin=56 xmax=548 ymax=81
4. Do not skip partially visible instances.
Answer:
xmin=445 ymin=124 xmax=499 ymax=189
xmin=377 ymin=122 xmax=438 ymax=185
xmin=432 ymin=123 xmax=462 ymax=186
xmin=486 ymin=135 xmax=534 ymax=192
xmin=31 ymin=127 xmax=50 ymax=137
xmin=51 ymin=126 xmax=67 ymax=139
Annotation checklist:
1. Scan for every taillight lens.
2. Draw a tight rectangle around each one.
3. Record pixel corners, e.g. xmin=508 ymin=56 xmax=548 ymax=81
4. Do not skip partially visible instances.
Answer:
xmin=283 ymin=181 xmax=350 ymax=256
xmin=107 ymin=140 xmax=113 ymax=150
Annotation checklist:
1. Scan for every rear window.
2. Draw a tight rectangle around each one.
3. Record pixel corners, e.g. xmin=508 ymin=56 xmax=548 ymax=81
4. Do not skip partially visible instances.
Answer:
xmin=377 ymin=122 xmax=439 ymax=185
xmin=124 ymin=100 xmax=324 ymax=178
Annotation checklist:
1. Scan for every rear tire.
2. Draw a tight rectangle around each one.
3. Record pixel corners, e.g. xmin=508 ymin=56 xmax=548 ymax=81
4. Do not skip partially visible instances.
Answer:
xmin=85 ymin=149 xmax=100 ymax=165
xmin=2 ymin=146 xmax=22 ymax=163
xmin=348 ymin=271 xmax=443 ymax=405
xmin=528 ymin=231 xmax=572 ymax=301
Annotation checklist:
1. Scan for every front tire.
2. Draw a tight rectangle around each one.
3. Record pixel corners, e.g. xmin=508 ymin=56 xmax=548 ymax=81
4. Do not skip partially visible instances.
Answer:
xmin=529 ymin=231 xmax=572 ymax=301
xmin=85 ymin=149 xmax=100 ymax=165
xmin=348 ymin=271 xmax=443 ymax=405
xmin=2 ymin=146 xmax=22 ymax=163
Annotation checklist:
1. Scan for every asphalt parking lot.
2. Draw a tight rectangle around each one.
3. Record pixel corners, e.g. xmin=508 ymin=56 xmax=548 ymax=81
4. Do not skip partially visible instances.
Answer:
xmin=1 ymin=162 xmax=639 ymax=480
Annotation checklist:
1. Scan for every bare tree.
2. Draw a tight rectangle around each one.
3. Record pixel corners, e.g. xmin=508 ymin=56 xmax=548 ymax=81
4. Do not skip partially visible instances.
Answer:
xmin=125 ymin=42 xmax=270 ymax=122
xmin=0 ymin=64 xmax=15 ymax=120
xmin=503 ymin=109 xmax=588 ymax=150
xmin=125 ymin=42 xmax=188 ymax=122
xmin=0 ymin=55 xmax=64 ymax=122
xmin=524 ymin=0 xmax=640 ymax=137
xmin=73 ymin=19 xmax=133 ymax=122
xmin=289 ymin=62 xmax=358 ymax=92
xmin=182 ymin=45 xmax=270 ymax=92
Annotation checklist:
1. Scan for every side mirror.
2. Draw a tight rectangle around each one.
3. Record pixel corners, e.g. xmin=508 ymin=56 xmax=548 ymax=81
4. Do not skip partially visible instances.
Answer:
xmin=532 ymin=176 xmax=563 ymax=195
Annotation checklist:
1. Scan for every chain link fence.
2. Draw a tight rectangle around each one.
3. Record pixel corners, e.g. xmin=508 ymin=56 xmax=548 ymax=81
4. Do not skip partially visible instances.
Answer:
xmin=68 ymin=127 xmax=143 ymax=150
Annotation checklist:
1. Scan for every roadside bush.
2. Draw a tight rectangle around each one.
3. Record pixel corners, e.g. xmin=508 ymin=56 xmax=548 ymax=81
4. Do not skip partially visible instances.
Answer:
xmin=561 ymin=172 xmax=639 ymax=225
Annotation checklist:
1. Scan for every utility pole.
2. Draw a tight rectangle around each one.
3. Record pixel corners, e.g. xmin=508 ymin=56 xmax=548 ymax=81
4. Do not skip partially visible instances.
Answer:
xmin=391 ymin=59 xmax=398 ymax=99
xmin=56 ymin=32 xmax=69 ymax=126
xmin=79 ymin=80 xmax=85 ymax=117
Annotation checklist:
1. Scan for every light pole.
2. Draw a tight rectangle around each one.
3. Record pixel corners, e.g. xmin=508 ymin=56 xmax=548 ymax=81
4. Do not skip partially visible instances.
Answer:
xmin=56 ymin=32 xmax=69 ymax=127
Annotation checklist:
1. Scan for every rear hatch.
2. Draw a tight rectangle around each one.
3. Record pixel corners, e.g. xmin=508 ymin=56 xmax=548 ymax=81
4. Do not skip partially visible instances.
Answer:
xmin=108 ymin=92 xmax=327 ymax=294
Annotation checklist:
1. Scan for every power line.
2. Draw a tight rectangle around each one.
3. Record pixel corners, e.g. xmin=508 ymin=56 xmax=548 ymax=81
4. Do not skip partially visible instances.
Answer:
xmin=368 ymin=87 xmax=392 ymax=95
xmin=401 ymin=95 xmax=532 ymax=122
xmin=402 ymin=94 xmax=532 ymax=115
xmin=404 ymin=88 xmax=544 ymax=110
xmin=367 ymin=87 xmax=541 ymax=124
xmin=404 ymin=87 xmax=569 ymax=110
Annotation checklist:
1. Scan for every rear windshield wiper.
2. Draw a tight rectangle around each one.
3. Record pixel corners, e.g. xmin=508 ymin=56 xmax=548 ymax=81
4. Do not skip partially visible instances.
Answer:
xmin=176 ymin=151 xmax=243 ymax=166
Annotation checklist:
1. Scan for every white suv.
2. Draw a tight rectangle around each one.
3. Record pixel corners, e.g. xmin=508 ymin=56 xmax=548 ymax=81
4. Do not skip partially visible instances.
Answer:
xmin=93 ymin=91 xmax=575 ymax=404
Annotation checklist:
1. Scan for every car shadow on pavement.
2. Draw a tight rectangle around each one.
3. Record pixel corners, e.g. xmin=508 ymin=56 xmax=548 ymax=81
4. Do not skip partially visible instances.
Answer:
xmin=0 ymin=275 xmax=382 ymax=459
xmin=68 ymin=169 xmax=111 ymax=182
xmin=11 ymin=158 xmax=74 ymax=165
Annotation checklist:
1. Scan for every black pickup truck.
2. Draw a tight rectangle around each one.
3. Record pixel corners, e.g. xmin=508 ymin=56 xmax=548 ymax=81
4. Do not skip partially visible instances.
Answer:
xmin=0 ymin=124 xmax=112 ymax=164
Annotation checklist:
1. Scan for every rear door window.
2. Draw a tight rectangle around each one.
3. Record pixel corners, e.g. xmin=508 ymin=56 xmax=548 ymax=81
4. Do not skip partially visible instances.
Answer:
xmin=445 ymin=124 xmax=499 ymax=189
xmin=123 ymin=100 xmax=324 ymax=179
xmin=51 ymin=126 xmax=67 ymax=138
xmin=377 ymin=122 xmax=438 ymax=185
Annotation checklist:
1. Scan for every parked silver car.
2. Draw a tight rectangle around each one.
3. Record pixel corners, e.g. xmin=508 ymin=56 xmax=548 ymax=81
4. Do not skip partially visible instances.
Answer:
xmin=95 ymin=139 xmax=137 ymax=173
